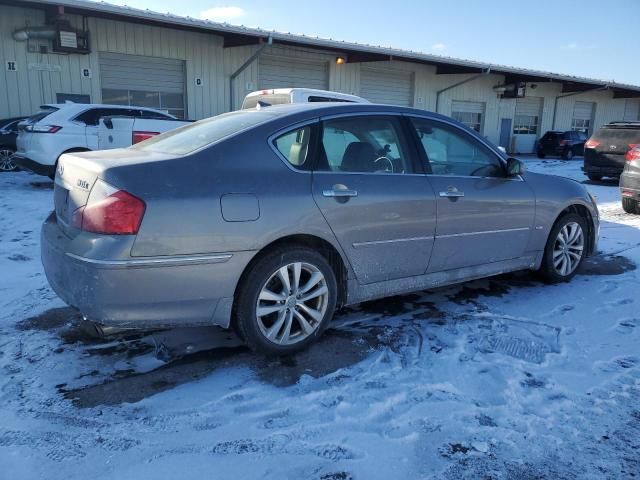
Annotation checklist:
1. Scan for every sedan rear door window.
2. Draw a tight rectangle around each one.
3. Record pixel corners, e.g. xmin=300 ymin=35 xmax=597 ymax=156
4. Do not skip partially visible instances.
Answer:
xmin=317 ymin=116 xmax=414 ymax=174
xmin=273 ymin=126 xmax=313 ymax=170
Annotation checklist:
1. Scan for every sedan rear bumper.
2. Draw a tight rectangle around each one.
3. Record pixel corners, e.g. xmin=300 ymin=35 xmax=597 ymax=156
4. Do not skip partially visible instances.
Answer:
xmin=620 ymin=172 xmax=640 ymax=199
xmin=583 ymin=151 xmax=625 ymax=177
xmin=41 ymin=213 xmax=252 ymax=329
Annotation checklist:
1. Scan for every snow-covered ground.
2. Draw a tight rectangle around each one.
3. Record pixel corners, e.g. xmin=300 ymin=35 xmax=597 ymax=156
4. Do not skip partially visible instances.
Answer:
xmin=1 ymin=158 xmax=639 ymax=479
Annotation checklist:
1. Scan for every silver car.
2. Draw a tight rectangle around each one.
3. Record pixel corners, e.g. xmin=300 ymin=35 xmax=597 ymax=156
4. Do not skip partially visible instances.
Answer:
xmin=42 ymin=103 xmax=599 ymax=354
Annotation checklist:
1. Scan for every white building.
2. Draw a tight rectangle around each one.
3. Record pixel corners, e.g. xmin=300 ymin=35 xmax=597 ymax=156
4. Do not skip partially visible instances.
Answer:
xmin=2 ymin=0 xmax=639 ymax=153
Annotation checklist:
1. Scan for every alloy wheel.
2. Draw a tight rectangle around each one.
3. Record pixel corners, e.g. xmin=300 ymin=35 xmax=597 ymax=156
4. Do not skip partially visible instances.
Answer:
xmin=256 ymin=262 xmax=329 ymax=345
xmin=0 ymin=149 xmax=16 ymax=171
xmin=552 ymin=222 xmax=584 ymax=276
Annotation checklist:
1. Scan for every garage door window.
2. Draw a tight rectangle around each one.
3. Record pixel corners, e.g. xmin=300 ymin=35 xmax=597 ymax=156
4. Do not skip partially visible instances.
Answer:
xmin=452 ymin=111 xmax=482 ymax=132
xmin=513 ymin=115 xmax=538 ymax=134
xmin=103 ymin=89 xmax=185 ymax=119
xmin=571 ymin=117 xmax=591 ymax=134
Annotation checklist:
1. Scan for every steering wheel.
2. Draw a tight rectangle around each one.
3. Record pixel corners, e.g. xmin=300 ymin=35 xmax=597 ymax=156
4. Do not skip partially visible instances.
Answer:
xmin=374 ymin=156 xmax=394 ymax=173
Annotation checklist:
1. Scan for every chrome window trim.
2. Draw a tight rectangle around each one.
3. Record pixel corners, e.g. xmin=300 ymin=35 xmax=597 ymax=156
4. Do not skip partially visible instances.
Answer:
xmin=427 ymin=173 xmax=524 ymax=182
xmin=66 ymin=252 xmax=233 ymax=268
xmin=312 ymin=170 xmax=427 ymax=178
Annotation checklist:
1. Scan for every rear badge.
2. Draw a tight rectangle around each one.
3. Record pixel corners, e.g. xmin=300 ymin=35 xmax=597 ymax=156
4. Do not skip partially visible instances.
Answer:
xmin=76 ymin=179 xmax=90 ymax=190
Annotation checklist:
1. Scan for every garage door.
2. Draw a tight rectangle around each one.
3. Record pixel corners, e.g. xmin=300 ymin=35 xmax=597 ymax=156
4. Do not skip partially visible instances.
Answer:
xmin=360 ymin=68 xmax=412 ymax=106
xmin=451 ymin=100 xmax=484 ymax=132
xmin=99 ymin=52 xmax=186 ymax=118
xmin=571 ymin=101 xmax=595 ymax=134
xmin=258 ymin=56 xmax=328 ymax=90
xmin=623 ymin=100 xmax=640 ymax=121
xmin=513 ymin=96 xmax=543 ymax=153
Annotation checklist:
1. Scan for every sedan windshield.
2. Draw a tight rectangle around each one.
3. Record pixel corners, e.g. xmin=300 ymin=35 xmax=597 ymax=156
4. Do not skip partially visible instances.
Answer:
xmin=132 ymin=109 xmax=278 ymax=155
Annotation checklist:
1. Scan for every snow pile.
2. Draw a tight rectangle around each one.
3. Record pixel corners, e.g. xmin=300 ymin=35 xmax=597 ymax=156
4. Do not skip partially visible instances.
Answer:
xmin=0 ymin=158 xmax=639 ymax=479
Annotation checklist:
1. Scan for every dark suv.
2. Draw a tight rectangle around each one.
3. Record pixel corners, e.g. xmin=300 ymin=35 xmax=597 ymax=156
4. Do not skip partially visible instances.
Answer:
xmin=0 ymin=116 xmax=26 ymax=171
xmin=583 ymin=122 xmax=640 ymax=181
xmin=536 ymin=130 xmax=587 ymax=160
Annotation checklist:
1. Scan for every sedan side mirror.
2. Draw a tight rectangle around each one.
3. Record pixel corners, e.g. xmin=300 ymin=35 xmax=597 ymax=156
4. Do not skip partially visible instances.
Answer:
xmin=506 ymin=157 xmax=526 ymax=177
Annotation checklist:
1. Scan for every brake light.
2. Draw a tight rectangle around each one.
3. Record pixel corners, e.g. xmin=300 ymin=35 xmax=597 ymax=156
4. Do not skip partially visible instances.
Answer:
xmin=585 ymin=139 xmax=600 ymax=149
xmin=559 ymin=140 xmax=569 ymax=146
xmin=72 ymin=179 xmax=145 ymax=235
xmin=132 ymin=131 xmax=159 ymax=144
xmin=625 ymin=146 xmax=640 ymax=162
xmin=629 ymin=143 xmax=639 ymax=150
xmin=26 ymin=124 xmax=62 ymax=133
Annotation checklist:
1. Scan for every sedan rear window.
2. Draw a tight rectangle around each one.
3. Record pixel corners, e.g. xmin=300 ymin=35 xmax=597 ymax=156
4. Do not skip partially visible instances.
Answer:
xmin=133 ymin=110 xmax=277 ymax=155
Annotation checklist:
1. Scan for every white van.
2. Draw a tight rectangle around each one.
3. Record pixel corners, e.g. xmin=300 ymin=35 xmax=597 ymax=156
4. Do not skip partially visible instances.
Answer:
xmin=241 ymin=88 xmax=368 ymax=110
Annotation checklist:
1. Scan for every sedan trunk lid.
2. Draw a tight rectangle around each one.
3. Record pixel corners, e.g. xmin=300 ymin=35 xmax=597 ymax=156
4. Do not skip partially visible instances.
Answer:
xmin=53 ymin=148 xmax=173 ymax=238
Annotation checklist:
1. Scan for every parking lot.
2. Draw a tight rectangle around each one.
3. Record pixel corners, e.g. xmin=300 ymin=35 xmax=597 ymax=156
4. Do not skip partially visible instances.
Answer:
xmin=1 ymin=157 xmax=639 ymax=479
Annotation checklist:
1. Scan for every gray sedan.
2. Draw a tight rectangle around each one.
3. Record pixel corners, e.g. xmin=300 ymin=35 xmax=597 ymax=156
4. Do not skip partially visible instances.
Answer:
xmin=42 ymin=103 xmax=599 ymax=354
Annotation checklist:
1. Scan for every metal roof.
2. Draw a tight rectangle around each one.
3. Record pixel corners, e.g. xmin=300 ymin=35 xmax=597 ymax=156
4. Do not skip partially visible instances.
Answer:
xmin=12 ymin=0 xmax=640 ymax=97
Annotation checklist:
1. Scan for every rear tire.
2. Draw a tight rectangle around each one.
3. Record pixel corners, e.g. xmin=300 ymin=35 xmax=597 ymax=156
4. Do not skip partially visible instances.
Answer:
xmin=234 ymin=247 xmax=337 ymax=355
xmin=537 ymin=213 xmax=588 ymax=283
xmin=536 ymin=151 xmax=545 ymax=159
xmin=622 ymin=197 xmax=639 ymax=214
xmin=561 ymin=148 xmax=574 ymax=160
xmin=587 ymin=174 xmax=602 ymax=182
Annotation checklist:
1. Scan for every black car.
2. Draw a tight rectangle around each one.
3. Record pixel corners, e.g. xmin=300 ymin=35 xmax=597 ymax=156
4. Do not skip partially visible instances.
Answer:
xmin=536 ymin=130 xmax=587 ymax=160
xmin=583 ymin=121 xmax=640 ymax=181
xmin=620 ymin=145 xmax=640 ymax=213
xmin=0 ymin=116 xmax=26 ymax=172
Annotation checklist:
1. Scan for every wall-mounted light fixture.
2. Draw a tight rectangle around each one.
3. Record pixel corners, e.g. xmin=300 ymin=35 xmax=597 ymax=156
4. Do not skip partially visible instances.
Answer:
xmin=336 ymin=56 xmax=346 ymax=65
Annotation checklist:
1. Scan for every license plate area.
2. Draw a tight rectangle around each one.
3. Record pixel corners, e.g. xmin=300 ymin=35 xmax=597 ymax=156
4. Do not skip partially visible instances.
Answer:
xmin=54 ymin=184 xmax=70 ymax=225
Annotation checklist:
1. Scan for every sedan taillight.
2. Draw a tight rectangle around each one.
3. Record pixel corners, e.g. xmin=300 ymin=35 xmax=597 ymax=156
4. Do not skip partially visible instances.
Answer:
xmin=625 ymin=146 xmax=640 ymax=162
xmin=72 ymin=179 xmax=145 ymax=235
xmin=132 ymin=131 xmax=159 ymax=144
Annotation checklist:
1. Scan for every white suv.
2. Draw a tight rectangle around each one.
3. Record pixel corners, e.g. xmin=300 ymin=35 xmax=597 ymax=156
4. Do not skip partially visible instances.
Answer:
xmin=14 ymin=103 xmax=174 ymax=177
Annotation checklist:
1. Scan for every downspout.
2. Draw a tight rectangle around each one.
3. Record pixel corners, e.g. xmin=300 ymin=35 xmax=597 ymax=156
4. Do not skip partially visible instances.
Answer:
xmin=229 ymin=35 xmax=273 ymax=111
xmin=435 ymin=68 xmax=491 ymax=113
xmin=551 ymin=85 xmax=609 ymax=130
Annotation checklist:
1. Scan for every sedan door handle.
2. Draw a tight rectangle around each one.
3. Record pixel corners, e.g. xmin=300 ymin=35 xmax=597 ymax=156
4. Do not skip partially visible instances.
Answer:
xmin=439 ymin=187 xmax=464 ymax=198
xmin=323 ymin=188 xmax=358 ymax=198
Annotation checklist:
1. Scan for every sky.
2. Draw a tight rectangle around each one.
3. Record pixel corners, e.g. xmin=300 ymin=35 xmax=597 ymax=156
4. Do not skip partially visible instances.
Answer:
xmin=102 ymin=0 xmax=640 ymax=86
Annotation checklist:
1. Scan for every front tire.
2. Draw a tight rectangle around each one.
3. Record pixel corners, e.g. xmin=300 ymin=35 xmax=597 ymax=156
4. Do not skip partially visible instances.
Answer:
xmin=536 ymin=151 xmax=546 ymax=159
xmin=537 ymin=213 xmax=588 ymax=283
xmin=622 ymin=197 xmax=639 ymax=214
xmin=234 ymin=247 xmax=337 ymax=355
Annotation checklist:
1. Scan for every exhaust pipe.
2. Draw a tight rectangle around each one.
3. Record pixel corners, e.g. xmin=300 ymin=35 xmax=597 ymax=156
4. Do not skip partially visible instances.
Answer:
xmin=13 ymin=26 xmax=57 ymax=42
